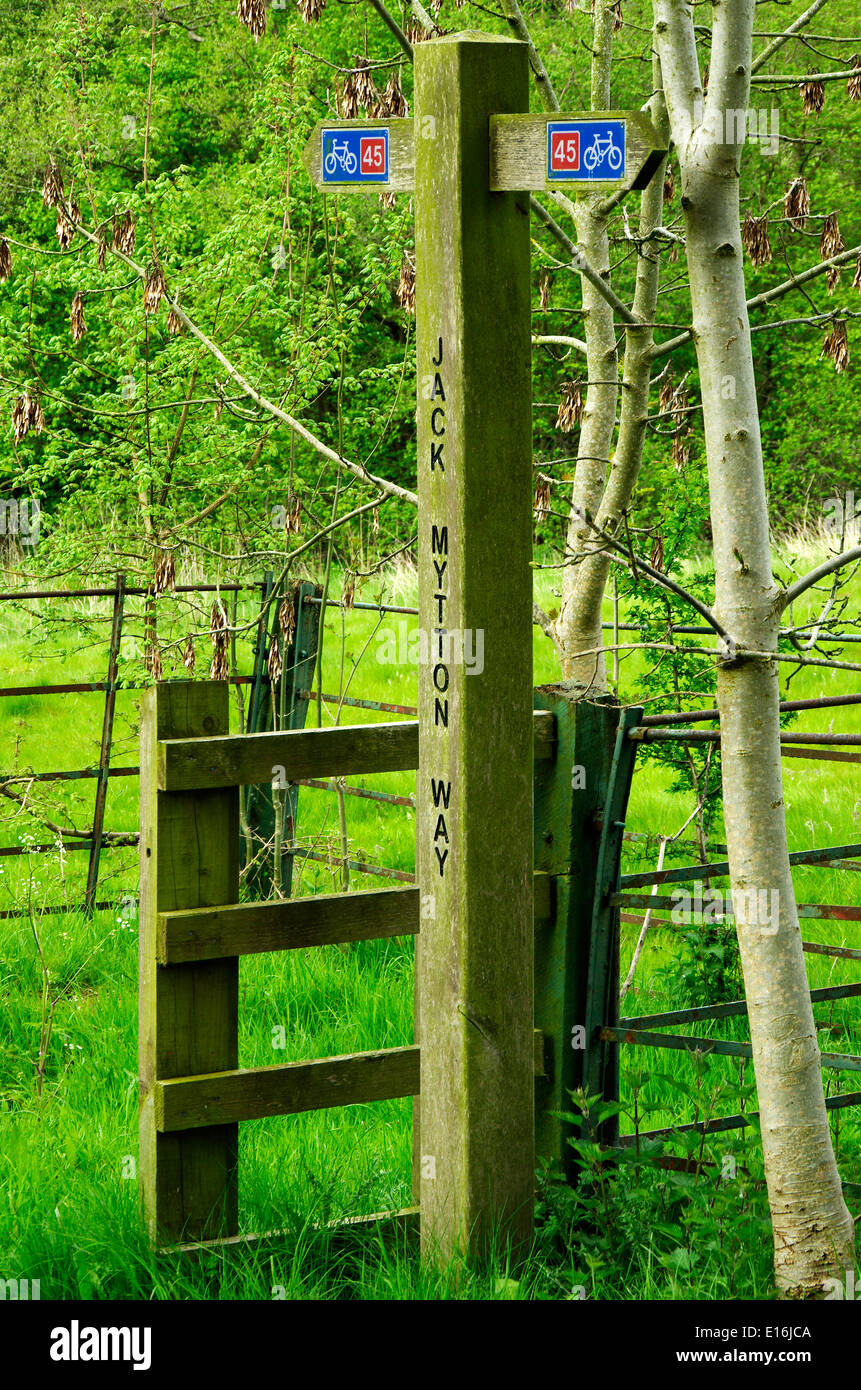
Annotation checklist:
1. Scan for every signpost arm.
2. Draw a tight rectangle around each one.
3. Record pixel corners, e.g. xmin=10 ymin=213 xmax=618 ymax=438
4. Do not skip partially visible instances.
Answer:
xmin=414 ymin=32 xmax=535 ymax=1265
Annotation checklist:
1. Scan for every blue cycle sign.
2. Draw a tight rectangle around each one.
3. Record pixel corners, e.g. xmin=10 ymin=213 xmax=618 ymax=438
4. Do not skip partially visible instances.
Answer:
xmin=547 ymin=120 xmax=626 ymax=181
xmin=321 ymin=127 xmax=389 ymax=183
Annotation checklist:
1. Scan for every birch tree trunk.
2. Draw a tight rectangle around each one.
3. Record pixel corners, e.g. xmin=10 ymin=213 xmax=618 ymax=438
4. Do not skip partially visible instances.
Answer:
xmin=557 ymin=63 xmax=670 ymax=680
xmin=654 ymin=0 xmax=854 ymax=1294
xmin=554 ymin=0 xmax=618 ymax=689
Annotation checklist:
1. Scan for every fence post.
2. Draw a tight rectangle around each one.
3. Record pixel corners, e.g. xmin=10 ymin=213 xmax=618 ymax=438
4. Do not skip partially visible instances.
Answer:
xmin=414 ymin=33 xmax=534 ymax=1262
xmin=532 ymin=686 xmax=622 ymax=1175
xmin=139 ymin=681 xmax=239 ymax=1246
xmin=84 ymin=571 xmax=125 ymax=914
xmin=243 ymin=580 xmax=321 ymax=898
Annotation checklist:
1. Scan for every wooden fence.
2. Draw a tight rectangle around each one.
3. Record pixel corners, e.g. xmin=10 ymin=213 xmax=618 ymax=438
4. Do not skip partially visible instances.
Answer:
xmin=138 ymin=678 xmax=626 ymax=1250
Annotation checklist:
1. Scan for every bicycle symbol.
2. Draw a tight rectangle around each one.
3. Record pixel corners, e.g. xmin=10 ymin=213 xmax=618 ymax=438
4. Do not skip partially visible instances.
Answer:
xmin=324 ymin=139 xmax=357 ymax=176
xmin=583 ymin=133 xmax=622 ymax=173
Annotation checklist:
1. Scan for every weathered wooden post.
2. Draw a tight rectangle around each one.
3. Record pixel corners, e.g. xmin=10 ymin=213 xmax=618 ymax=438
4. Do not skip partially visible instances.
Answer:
xmin=139 ymin=683 xmax=240 ymax=1245
xmin=414 ymin=34 xmax=535 ymax=1262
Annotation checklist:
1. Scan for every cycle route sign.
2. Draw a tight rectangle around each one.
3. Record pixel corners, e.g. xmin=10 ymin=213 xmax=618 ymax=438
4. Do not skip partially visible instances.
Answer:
xmin=302 ymin=110 xmax=664 ymax=196
xmin=547 ymin=119 xmax=626 ymax=181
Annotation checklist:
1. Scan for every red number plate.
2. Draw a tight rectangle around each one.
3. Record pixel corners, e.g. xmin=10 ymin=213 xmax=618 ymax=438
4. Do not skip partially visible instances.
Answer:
xmin=360 ymin=136 xmax=387 ymax=173
xmin=550 ymin=131 xmax=580 ymax=172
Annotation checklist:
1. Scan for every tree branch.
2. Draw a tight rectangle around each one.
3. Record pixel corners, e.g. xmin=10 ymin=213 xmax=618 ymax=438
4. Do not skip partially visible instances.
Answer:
xmin=776 ymin=547 xmax=861 ymax=614
xmin=750 ymin=0 xmax=832 ymax=74
xmin=649 ymin=244 xmax=861 ymax=360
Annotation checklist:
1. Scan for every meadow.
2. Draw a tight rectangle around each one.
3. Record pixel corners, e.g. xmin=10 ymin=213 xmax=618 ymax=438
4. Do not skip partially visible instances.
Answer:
xmin=1 ymin=548 xmax=859 ymax=1300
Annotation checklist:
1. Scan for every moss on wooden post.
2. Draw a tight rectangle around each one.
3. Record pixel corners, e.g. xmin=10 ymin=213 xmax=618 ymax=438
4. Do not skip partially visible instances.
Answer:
xmin=139 ymin=682 xmax=239 ymax=1246
xmin=414 ymin=32 xmax=534 ymax=1263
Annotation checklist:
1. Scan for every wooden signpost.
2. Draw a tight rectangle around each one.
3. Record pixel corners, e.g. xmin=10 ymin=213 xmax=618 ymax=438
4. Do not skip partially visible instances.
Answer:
xmin=301 ymin=31 xmax=664 ymax=1265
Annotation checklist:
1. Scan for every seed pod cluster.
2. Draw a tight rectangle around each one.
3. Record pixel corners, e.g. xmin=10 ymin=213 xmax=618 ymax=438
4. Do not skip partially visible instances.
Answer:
xmin=112 ymin=210 xmax=136 ymax=256
xmin=663 ymin=163 xmax=675 ymax=204
xmin=154 ymin=550 xmax=176 ymax=595
xmin=237 ymin=0 xmax=266 ymax=41
xmin=143 ymin=263 xmax=167 ymax=315
xmin=556 ymin=379 xmax=583 ymax=432
xmin=298 ymin=0 xmax=326 ymax=22
xmin=42 ymin=160 xmax=64 ymax=209
xmin=741 ymin=212 xmax=772 ymax=269
xmin=12 ymin=393 xmax=45 ymax=442
xmin=266 ymin=631 xmax=282 ymax=683
xmin=396 ymin=255 xmax=416 ymax=313
xmin=800 ymin=73 xmax=825 ymax=116
xmin=822 ymin=320 xmax=849 ymax=373
xmin=533 ymin=478 xmax=552 ymax=524
xmin=849 ymin=55 xmax=861 ymax=101
xmin=0 ymin=238 xmax=11 ymax=282
xmin=183 ymin=634 xmax=196 ymax=674
xmin=784 ymin=178 xmax=810 ymax=232
xmin=70 ymin=291 xmax=86 ymax=342
xmin=278 ymin=595 xmax=296 ymax=646
xmin=210 ymin=602 xmax=229 ymax=681
xmin=539 ymin=270 xmax=551 ymax=312
xmin=820 ymin=212 xmax=844 ymax=293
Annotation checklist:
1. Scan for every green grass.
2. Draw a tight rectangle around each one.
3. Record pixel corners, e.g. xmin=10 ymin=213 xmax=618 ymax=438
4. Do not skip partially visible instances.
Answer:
xmin=0 ymin=556 xmax=858 ymax=1299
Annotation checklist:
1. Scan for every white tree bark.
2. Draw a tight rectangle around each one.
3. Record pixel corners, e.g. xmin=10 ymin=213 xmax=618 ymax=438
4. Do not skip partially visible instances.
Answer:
xmin=654 ymin=0 xmax=854 ymax=1294
xmin=554 ymin=0 xmax=618 ymax=689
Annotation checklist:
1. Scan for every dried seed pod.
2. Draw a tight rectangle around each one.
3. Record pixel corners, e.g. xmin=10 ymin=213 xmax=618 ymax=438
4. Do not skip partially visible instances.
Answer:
xmin=278 ymin=596 xmax=296 ymax=645
xmin=143 ymin=263 xmax=167 ymax=314
xmin=404 ymin=19 xmax=433 ymax=44
xmin=96 ymin=233 xmax=107 ymax=271
xmin=0 ymin=238 xmax=11 ymax=283
xmin=379 ymin=190 xmax=396 ymax=212
xmin=266 ymin=631 xmax=283 ymax=683
xmin=702 ymin=64 xmax=709 ymax=95
xmin=849 ymin=55 xmax=861 ymax=101
xmin=12 ymin=393 xmax=45 ymax=442
xmin=342 ymin=574 xmax=355 ymax=610
xmin=820 ymin=212 xmax=843 ymax=261
xmin=210 ymin=601 xmax=229 ymax=680
xmin=650 ymin=533 xmax=665 ymax=572
xmin=668 ymin=243 xmax=678 ymax=264
xmin=372 ymin=507 xmax=379 ymax=536
xmin=298 ymin=0 xmax=326 ymax=21
xmin=182 ymin=634 xmax=196 ymax=674
xmin=663 ymin=163 xmax=675 ymax=204
xmin=237 ymin=0 xmax=266 ymax=41
xmin=853 ymin=250 xmax=861 ymax=293
xmin=741 ymin=212 xmax=772 ymax=269
xmin=154 ymin=550 xmax=176 ymax=595
xmin=822 ymin=320 xmax=849 ymax=373
xmin=56 ymin=207 xmax=74 ymax=250
xmin=612 ymin=0 xmax=622 ymax=32
xmin=382 ymin=73 xmax=408 ymax=118
xmin=70 ymin=291 xmax=87 ymax=342
xmin=564 ymin=0 xmax=579 ymax=11
xmin=112 ymin=210 xmax=136 ymax=256
xmin=556 ymin=380 xmax=583 ymax=431
xmin=166 ymin=301 xmax=184 ymax=335
xmin=42 ymin=160 xmax=64 ymax=209
xmin=800 ymin=72 xmax=825 ymax=116
xmin=70 ymin=199 xmax=81 ymax=227
xmin=288 ymin=494 xmax=302 ymax=534
xmin=396 ymin=255 xmax=416 ymax=313
xmin=337 ymin=74 xmax=359 ymax=119
xmin=672 ymin=432 xmax=691 ymax=471
xmin=539 ymin=270 xmax=551 ymax=312
xmin=146 ymin=643 xmax=163 ymax=681
xmin=533 ymin=478 xmax=552 ymax=524
xmin=784 ymin=178 xmax=809 ymax=232
xmin=353 ymin=58 xmax=378 ymax=112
